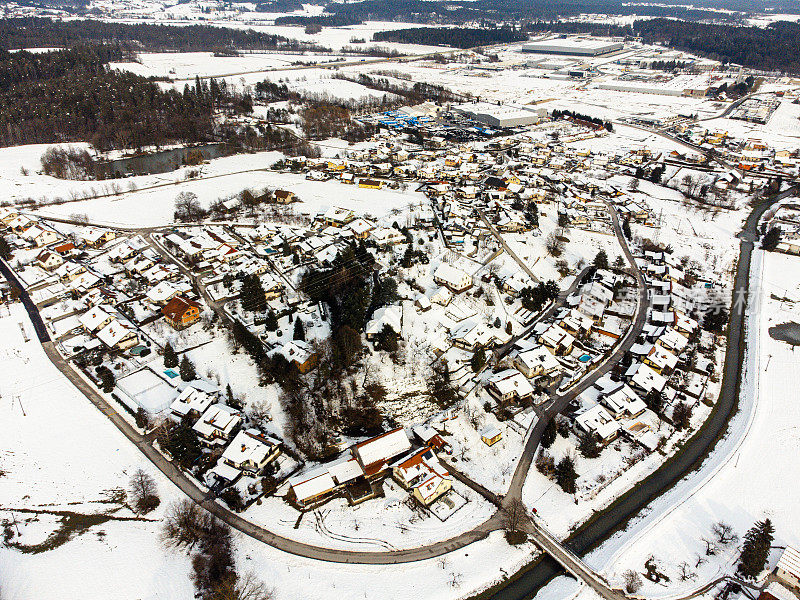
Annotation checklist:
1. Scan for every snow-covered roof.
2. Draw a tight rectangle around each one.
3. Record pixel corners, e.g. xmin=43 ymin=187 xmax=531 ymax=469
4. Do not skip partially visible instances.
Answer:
xmin=289 ymin=466 xmax=336 ymax=503
xmin=221 ymin=429 xmax=275 ymax=466
xmin=96 ymin=320 xmax=136 ymax=348
xmin=353 ymin=428 xmax=411 ymax=470
xmin=192 ymin=403 xmax=241 ymax=440
xmin=170 ymin=385 xmax=215 ymax=418
xmin=576 ymin=404 xmax=621 ymax=440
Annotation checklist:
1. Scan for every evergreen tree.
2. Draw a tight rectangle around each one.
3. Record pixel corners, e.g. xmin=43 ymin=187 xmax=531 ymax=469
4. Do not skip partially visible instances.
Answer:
xmin=578 ymin=431 xmax=601 ymax=458
xmin=100 ymin=369 xmax=115 ymax=393
xmin=470 ymin=346 xmax=487 ymax=373
xmin=0 ymin=236 xmax=11 ymax=260
xmin=264 ymin=310 xmax=278 ymax=332
xmin=163 ymin=342 xmax=178 ymax=368
xmin=761 ymin=228 xmax=781 ymax=251
xmin=673 ymin=401 xmax=693 ymax=430
xmin=179 ymin=355 xmax=197 ymax=381
xmin=645 ymin=388 xmax=664 ymax=413
xmin=593 ymin=249 xmax=609 ymax=270
xmin=293 ymin=318 xmax=305 ymax=341
xmin=622 ymin=218 xmax=632 ymax=239
xmin=555 ymin=455 xmax=578 ymax=494
xmin=541 ymin=418 xmax=557 ymax=449
xmin=738 ymin=519 xmax=774 ymax=579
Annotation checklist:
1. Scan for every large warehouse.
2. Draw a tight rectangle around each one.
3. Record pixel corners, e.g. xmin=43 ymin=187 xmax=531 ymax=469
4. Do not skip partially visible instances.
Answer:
xmin=451 ymin=102 xmax=547 ymax=128
xmin=522 ymin=37 xmax=623 ymax=57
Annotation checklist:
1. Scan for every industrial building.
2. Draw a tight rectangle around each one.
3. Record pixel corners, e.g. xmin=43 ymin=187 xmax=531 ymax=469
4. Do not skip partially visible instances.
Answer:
xmin=451 ymin=102 xmax=547 ymax=128
xmin=597 ymin=74 xmax=713 ymax=98
xmin=522 ymin=37 xmax=623 ymax=57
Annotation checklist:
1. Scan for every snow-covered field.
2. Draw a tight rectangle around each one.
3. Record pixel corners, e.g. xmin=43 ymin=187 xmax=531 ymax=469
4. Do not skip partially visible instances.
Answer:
xmin=0 ymin=303 xmax=194 ymax=600
xmin=0 ymin=145 xmax=422 ymax=227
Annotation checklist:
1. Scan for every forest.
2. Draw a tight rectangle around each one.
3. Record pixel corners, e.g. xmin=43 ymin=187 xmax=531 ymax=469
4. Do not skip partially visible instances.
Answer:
xmin=322 ymin=0 xmax=743 ymax=24
xmin=0 ymin=46 xmax=251 ymax=149
xmin=372 ymin=27 xmax=527 ymax=49
xmin=0 ymin=18 xmax=329 ymax=52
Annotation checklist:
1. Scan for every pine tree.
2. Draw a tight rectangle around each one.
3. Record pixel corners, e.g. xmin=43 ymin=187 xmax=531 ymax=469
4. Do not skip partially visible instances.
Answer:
xmin=738 ymin=519 xmax=774 ymax=579
xmin=541 ymin=418 xmax=557 ymax=449
xmin=100 ymin=369 xmax=115 ymax=393
xmin=622 ymin=218 xmax=632 ymax=239
xmin=179 ymin=355 xmax=196 ymax=382
xmin=293 ymin=317 xmax=305 ymax=341
xmin=264 ymin=310 xmax=278 ymax=332
xmin=593 ymin=249 xmax=609 ymax=270
xmin=555 ymin=455 xmax=578 ymax=494
xmin=163 ymin=342 xmax=178 ymax=368
xmin=578 ymin=431 xmax=601 ymax=458
xmin=0 ymin=235 xmax=12 ymax=261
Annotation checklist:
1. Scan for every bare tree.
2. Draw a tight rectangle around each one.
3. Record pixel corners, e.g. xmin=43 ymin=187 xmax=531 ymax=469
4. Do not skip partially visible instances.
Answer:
xmin=678 ymin=561 xmax=697 ymax=582
xmin=209 ymin=572 xmax=273 ymax=600
xmin=162 ymin=500 xmax=208 ymax=549
xmin=712 ymin=521 xmax=738 ymax=545
xmin=175 ymin=191 xmax=204 ymax=222
xmin=701 ymin=537 xmax=719 ymax=556
xmin=545 ymin=231 xmax=565 ymax=257
xmin=622 ymin=569 xmax=643 ymax=593
xmin=129 ymin=468 xmax=160 ymax=514
xmin=501 ymin=497 xmax=530 ymax=544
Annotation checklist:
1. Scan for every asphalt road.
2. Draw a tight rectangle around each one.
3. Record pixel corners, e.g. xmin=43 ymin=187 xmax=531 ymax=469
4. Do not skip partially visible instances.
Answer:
xmin=484 ymin=189 xmax=795 ymax=600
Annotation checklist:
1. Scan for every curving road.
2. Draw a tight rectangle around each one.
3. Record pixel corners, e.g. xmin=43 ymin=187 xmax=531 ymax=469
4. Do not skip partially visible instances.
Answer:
xmin=483 ymin=187 xmax=798 ymax=600
xmin=3 ymin=199 xmax=647 ymax=577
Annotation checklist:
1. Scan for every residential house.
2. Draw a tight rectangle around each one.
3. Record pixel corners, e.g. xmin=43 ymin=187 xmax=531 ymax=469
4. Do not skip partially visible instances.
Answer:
xmin=96 ymin=320 xmax=139 ymax=351
xmin=220 ymin=429 xmax=281 ymax=475
xmin=352 ymin=428 xmax=413 ymax=480
xmin=513 ymin=345 xmax=560 ymax=379
xmin=274 ymin=190 xmax=295 ymax=204
xmin=162 ymin=296 xmax=202 ymax=330
xmin=576 ymin=404 xmax=621 ymax=444
xmin=269 ymin=340 xmax=318 ymax=374
xmin=486 ymin=369 xmax=535 ymax=405
xmin=480 ymin=426 xmax=502 ymax=446
xmin=36 ymin=250 xmax=63 ymax=271
xmin=192 ymin=403 xmax=242 ymax=446
xmin=170 ymin=385 xmax=216 ymax=421
xmin=539 ymin=324 xmax=575 ymax=356
xmin=392 ymin=447 xmax=452 ymax=506
xmin=433 ymin=263 xmax=473 ymax=293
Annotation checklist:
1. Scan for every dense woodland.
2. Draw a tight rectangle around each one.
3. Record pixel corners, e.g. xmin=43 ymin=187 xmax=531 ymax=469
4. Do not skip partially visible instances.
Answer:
xmin=372 ymin=27 xmax=527 ymax=48
xmin=0 ymin=46 xmax=251 ymax=149
xmin=0 ymin=18 xmax=329 ymax=52
xmin=321 ymin=0 xmax=744 ymax=24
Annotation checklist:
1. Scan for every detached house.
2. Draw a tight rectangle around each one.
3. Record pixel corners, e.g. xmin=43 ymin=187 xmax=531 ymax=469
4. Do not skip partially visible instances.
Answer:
xmin=36 ymin=250 xmax=64 ymax=271
xmin=162 ymin=296 xmax=202 ymax=330
xmin=192 ymin=403 xmax=242 ymax=446
xmin=392 ymin=447 xmax=452 ymax=506
xmin=433 ymin=263 xmax=473 ymax=293
xmin=220 ymin=429 xmax=281 ymax=475
xmin=96 ymin=320 xmax=139 ymax=351
xmin=486 ymin=369 xmax=535 ymax=406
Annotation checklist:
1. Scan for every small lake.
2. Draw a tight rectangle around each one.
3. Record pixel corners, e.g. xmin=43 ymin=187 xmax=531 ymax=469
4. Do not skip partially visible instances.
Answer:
xmin=94 ymin=143 xmax=226 ymax=178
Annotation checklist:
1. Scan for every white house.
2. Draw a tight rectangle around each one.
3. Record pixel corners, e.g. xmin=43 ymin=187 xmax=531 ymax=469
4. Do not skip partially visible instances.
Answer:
xmin=433 ymin=263 xmax=473 ymax=293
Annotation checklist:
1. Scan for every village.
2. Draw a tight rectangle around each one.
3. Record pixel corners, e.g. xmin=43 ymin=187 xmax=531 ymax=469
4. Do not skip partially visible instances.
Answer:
xmin=2 ymin=86 xmax=787 ymax=539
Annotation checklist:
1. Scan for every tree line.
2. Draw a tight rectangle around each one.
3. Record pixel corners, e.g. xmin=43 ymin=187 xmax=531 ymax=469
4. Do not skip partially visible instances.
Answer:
xmin=0 ymin=46 xmax=255 ymax=149
xmin=372 ymin=26 xmax=527 ymax=49
xmin=0 ymin=17 xmax=329 ymax=53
